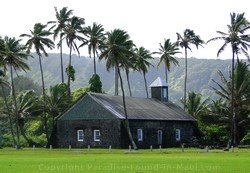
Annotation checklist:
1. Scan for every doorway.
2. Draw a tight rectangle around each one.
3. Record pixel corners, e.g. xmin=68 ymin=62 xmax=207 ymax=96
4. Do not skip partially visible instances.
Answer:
xmin=157 ymin=130 xmax=162 ymax=145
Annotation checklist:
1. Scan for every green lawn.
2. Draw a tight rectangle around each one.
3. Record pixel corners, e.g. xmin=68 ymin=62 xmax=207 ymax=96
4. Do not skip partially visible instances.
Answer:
xmin=0 ymin=148 xmax=249 ymax=173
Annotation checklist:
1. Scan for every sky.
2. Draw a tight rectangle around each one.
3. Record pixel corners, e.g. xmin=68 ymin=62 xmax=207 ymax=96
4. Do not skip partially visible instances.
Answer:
xmin=1 ymin=0 xmax=249 ymax=59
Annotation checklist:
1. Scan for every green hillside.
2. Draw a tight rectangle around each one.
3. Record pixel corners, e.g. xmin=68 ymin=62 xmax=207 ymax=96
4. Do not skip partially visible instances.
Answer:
xmin=20 ymin=53 xmax=232 ymax=104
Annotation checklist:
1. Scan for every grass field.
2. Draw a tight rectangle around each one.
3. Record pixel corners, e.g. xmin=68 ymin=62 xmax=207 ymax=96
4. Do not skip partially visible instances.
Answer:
xmin=0 ymin=148 xmax=249 ymax=173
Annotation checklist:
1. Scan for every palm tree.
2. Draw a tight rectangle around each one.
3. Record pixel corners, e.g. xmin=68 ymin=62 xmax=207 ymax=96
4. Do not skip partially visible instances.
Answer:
xmin=52 ymin=7 xmax=73 ymax=83
xmin=20 ymin=23 xmax=54 ymax=140
xmin=183 ymin=91 xmax=208 ymax=119
xmin=43 ymin=83 xmax=68 ymax=127
xmin=61 ymin=16 xmax=85 ymax=99
xmin=79 ymin=22 xmax=105 ymax=75
xmin=20 ymin=23 xmax=54 ymax=98
xmin=208 ymin=12 xmax=250 ymax=146
xmin=15 ymin=90 xmax=38 ymax=146
xmin=155 ymin=38 xmax=180 ymax=84
xmin=134 ymin=47 xmax=153 ymax=98
xmin=211 ymin=61 xmax=250 ymax=145
xmin=176 ymin=29 xmax=204 ymax=110
xmin=0 ymin=37 xmax=30 ymax=148
xmin=99 ymin=29 xmax=137 ymax=149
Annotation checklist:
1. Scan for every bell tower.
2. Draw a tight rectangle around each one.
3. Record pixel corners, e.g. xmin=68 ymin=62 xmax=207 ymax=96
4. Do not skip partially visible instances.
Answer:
xmin=149 ymin=77 xmax=168 ymax=102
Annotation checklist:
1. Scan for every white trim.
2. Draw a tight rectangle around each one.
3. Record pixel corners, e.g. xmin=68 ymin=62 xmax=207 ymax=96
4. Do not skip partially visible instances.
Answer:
xmin=77 ymin=130 xmax=84 ymax=142
xmin=94 ymin=130 xmax=100 ymax=141
xmin=137 ymin=129 xmax=143 ymax=141
xmin=175 ymin=129 xmax=181 ymax=141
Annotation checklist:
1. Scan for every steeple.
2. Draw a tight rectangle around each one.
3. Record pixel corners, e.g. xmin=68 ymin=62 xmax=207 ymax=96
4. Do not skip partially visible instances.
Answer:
xmin=149 ymin=77 xmax=168 ymax=102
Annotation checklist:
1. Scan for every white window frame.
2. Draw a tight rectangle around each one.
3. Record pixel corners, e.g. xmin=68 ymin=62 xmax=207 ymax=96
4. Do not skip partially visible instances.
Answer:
xmin=77 ymin=130 xmax=84 ymax=142
xmin=175 ymin=129 xmax=181 ymax=141
xmin=137 ymin=129 xmax=143 ymax=141
xmin=94 ymin=130 xmax=100 ymax=142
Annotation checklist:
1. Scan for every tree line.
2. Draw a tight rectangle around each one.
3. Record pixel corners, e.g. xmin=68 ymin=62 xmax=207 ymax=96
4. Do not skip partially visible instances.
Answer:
xmin=0 ymin=7 xmax=249 ymax=149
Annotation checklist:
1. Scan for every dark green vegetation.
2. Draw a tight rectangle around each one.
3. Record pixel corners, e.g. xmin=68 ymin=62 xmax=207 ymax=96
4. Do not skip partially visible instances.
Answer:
xmin=18 ymin=54 xmax=233 ymax=102
xmin=0 ymin=148 xmax=250 ymax=173
xmin=0 ymin=7 xmax=249 ymax=151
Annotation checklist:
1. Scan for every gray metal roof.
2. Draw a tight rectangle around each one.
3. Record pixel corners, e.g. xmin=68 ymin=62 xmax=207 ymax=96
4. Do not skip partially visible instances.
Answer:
xmin=89 ymin=92 xmax=196 ymax=121
xmin=149 ymin=77 xmax=168 ymax=87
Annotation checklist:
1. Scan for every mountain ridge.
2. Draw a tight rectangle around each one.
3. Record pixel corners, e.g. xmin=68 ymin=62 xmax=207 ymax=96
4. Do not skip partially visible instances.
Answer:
xmin=19 ymin=53 xmax=233 ymax=104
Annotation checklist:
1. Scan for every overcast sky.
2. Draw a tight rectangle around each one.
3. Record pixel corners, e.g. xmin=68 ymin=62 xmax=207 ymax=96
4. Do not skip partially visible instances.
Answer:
xmin=1 ymin=0 xmax=249 ymax=59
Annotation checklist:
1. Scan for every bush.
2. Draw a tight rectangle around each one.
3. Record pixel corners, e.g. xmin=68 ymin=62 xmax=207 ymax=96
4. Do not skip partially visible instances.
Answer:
xmin=1 ymin=133 xmax=47 ymax=148
xmin=26 ymin=120 xmax=44 ymax=136
xmin=2 ymin=134 xmax=29 ymax=148
xmin=200 ymin=124 xmax=229 ymax=146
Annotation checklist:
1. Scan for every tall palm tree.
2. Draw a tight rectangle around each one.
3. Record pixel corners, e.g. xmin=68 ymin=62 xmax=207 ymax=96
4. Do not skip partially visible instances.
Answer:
xmin=99 ymin=29 xmax=137 ymax=149
xmin=20 ymin=23 xmax=54 ymax=98
xmin=79 ymin=22 xmax=105 ymax=75
xmin=155 ymin=38 xmax=180 ymax=84
xmin=208 ymin=12 xmax=250 ymax=146
xmin=134 ymin=47 xmax=153 ymax=98
xmin=20 ymin=23 xmax=54 ymax=140
xmin=61 ymin=16 xmax=85 ymax=99
xmin=52 ymin=7 xmax=73 ymax=83
xmin=176 ymin=29 xmax=204 ymax=110
xmin=0 ymin=37 xmax=30 ymax=148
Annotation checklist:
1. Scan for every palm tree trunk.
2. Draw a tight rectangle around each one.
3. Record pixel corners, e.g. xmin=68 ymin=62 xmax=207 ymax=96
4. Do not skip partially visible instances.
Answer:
xmin=0 ymin=83 xmax=16 ymax=147
xmin=117 ymin=67 xmax=137 ymax=150
xmin=93 ymin=49 xmax=97 ymax=75
xmin=183 ymin=48 xmax=188 ymax=110
xmin=165 ymin=65 xmax=168 ymax=83
xmin=143 ymin=72 xmax=149 ymax=98
xmin=10 ymin=66 xmax=20 ymax=149
xmin=67 ymin=45 xmax=73 ymax=100
xmin=38 ymin=55 xmax=46 ymax=97
xmin=114 ymin=65 xmax=119 ymax=96
xmin=231 ymin=51 xmax=237 ymax=146
xmin=38 ymin=54 xmax=49 ymax=140
xmin=126 ymin=69 xmax=132 ymax=97
xmin=44 ymin=116 xmax=49 ymax=141
xmin=60 ymin=36 xmax=64 ymax=83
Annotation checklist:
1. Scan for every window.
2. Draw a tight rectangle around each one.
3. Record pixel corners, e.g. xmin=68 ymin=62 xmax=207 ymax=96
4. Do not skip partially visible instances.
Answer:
xmin=163 ymin=88 xmax=167 ymax=98
xmin=137 ymin=129 xmax=143 ymax=141
xmin=77 ymin=130 xmax=84 ymax=142
xmin=175 ymin=129 xmax=181 ymax=141
xmin=94 ymin=130 xmax=100 ymax=141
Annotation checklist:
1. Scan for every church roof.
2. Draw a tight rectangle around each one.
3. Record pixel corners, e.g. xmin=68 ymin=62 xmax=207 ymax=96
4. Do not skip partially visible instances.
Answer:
xmin=59 ymin=92 xmax=196 ymax=122
xmin=149 ymin=77 xmax=168 ymax=87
